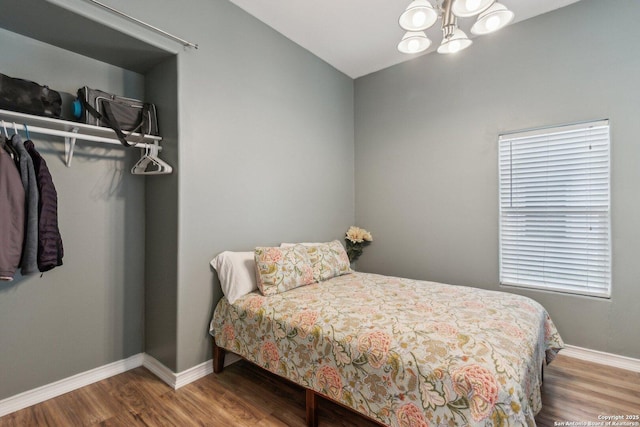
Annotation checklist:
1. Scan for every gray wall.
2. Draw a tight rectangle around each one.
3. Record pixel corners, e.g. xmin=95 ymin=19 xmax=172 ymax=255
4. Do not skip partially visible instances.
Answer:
xmin=0 ymin=28 xmax=146 ymax=399
xmin=172 ymin=1 xmax=354 ymax=371
xmin=354 ymin=0 xmax=640 ymax=359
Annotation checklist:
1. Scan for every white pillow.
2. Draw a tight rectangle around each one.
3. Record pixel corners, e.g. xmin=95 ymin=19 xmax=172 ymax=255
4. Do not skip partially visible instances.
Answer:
xmin=210 ymin=251 xmax=258 ymax=304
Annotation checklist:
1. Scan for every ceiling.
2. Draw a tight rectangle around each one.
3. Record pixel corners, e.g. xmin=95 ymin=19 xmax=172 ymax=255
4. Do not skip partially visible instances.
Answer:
xmin=227 ymin=0 xmax=582 ymax=79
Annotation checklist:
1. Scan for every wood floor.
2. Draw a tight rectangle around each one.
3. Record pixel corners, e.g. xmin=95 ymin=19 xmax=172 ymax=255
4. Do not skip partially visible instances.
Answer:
xmin=1 ymin=354 xmax=638 ymax=426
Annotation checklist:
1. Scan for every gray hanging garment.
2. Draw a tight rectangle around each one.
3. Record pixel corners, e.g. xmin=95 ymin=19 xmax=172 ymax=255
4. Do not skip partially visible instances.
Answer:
xmin=10 ymin=133 xmax=39 ymax=275
xmin=0 ymin=139 xmax=26 ymax=281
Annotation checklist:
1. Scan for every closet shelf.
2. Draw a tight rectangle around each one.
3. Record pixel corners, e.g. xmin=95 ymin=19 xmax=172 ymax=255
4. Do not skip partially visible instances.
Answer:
xmin=0 ymin=108 xmax=162 ymax=167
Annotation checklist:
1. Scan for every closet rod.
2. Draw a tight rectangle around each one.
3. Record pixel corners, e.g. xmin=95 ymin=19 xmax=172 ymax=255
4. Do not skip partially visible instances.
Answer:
xmin=8 ymin=122 xmax=160 ymax=148
xmin=85 ymin=0 xmax=198 ymax=49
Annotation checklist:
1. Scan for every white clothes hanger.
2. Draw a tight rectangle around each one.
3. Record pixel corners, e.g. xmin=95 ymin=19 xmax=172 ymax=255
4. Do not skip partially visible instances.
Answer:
xmin=131 ymin=144 xmax=154 ymax=173
xmin=131 ymin=141 xmax=172 ymax=175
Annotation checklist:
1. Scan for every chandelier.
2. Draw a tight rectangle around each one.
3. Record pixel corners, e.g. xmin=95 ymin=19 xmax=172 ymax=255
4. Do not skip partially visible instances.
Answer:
xmin=397 ymin=0 xmax=514 ymax=55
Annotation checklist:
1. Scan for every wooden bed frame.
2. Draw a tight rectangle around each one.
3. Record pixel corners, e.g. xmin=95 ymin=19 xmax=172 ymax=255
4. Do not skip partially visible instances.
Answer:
xmin=212 ymin=339 xmax=385 ymax=427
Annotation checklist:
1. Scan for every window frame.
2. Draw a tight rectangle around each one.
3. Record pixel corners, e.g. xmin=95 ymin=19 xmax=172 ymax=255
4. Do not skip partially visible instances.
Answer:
xmin=498 ymin=119 xmax=612 ymax=298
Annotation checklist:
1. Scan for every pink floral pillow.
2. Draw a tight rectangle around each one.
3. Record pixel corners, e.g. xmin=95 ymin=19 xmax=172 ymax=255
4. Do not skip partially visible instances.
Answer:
xmin=305 ymin=240 xmax=352 ymax=282
xmin=254 ymin=245 xmax=315 ymax=295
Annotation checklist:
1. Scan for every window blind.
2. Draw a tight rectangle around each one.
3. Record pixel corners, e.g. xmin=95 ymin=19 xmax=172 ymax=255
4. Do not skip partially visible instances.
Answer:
xmin=498 ymin=120 xmax=611 ymax=298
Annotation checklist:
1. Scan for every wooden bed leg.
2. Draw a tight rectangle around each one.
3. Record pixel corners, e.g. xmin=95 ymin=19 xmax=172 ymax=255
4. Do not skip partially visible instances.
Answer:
xmin=306 ymin=389 xmax=318 ymax=427
xmin=212 ymin=339 xmax=226 ymax=374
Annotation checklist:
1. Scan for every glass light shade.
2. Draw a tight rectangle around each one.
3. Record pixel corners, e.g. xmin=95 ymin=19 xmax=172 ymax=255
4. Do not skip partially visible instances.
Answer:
xmin=399 ymin=0 xmax=438 ymax=31
xmin=437 ymin=28 xmax=472 ymax=54
xmin=397 ymin=31 xmax=431 ymax=54
xmin=451 ymin=0 xmax=494 ymax=17
xmin=470 ymin=2 xmax=514 ymax=35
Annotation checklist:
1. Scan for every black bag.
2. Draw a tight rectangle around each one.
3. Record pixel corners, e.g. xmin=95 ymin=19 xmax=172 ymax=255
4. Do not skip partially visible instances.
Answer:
xmin=0 ymin=73 xmax=62 ymax=118
xmin=75 ymin=86 xmax=159 ymax=147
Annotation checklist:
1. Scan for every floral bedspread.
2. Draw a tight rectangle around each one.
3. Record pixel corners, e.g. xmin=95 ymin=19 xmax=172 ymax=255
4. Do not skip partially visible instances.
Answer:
xmin=210 ymin=272 xmax=564 ymax=426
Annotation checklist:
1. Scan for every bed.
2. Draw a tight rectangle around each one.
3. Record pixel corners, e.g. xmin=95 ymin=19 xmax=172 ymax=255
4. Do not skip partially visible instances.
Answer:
xmin=209 ymin=244 xmax=563 ymax=427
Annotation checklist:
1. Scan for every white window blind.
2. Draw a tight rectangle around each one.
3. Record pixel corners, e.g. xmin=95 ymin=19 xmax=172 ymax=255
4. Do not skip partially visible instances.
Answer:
xmin=499 ymin=120 xmax=611 ymax=298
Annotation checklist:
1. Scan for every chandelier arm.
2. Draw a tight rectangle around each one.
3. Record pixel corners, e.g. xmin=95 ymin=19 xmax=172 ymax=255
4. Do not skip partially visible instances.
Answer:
xmin=441 ymin=0 xmax=456 ymax=39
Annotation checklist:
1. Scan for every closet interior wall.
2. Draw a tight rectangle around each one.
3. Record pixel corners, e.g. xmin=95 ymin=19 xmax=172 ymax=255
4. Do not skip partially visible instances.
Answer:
xmin=0 ymin=25 xmax=177 ymax=400
xmin=143 ymin=57 xmax=179 ymax=372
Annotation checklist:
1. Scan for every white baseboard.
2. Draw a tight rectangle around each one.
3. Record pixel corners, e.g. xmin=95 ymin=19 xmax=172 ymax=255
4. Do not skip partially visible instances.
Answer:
xmin=0 ymin=351 xmax=242 ymax=418
xmin=562 ymin=345 xmax=640 ymax=373
xmin=141 ymin=354 xmax=178 ymax=389
xmin=174 ymin=359 xmax=212 ymax=390
xmin=172 ymin=352 xmax=242 ymax=389
xmin=0 ymin=353 xmax=144 ymax=418
xmin=143 ymin=352 xmax=241 ymax=390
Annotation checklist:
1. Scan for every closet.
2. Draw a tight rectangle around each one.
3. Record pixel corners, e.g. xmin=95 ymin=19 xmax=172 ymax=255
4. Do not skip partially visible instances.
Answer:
xmin=0 ymin=0 xmax=180 ymax=402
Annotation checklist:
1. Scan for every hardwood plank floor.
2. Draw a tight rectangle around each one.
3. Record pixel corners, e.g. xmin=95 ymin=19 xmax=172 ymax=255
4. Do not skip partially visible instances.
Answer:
xmin=1 ymin=354 xmax=638 ymax=426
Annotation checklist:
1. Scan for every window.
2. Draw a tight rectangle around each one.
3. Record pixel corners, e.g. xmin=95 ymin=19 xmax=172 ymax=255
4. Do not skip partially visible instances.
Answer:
xmin=499 ymin=120 xmax=611 ymax=298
